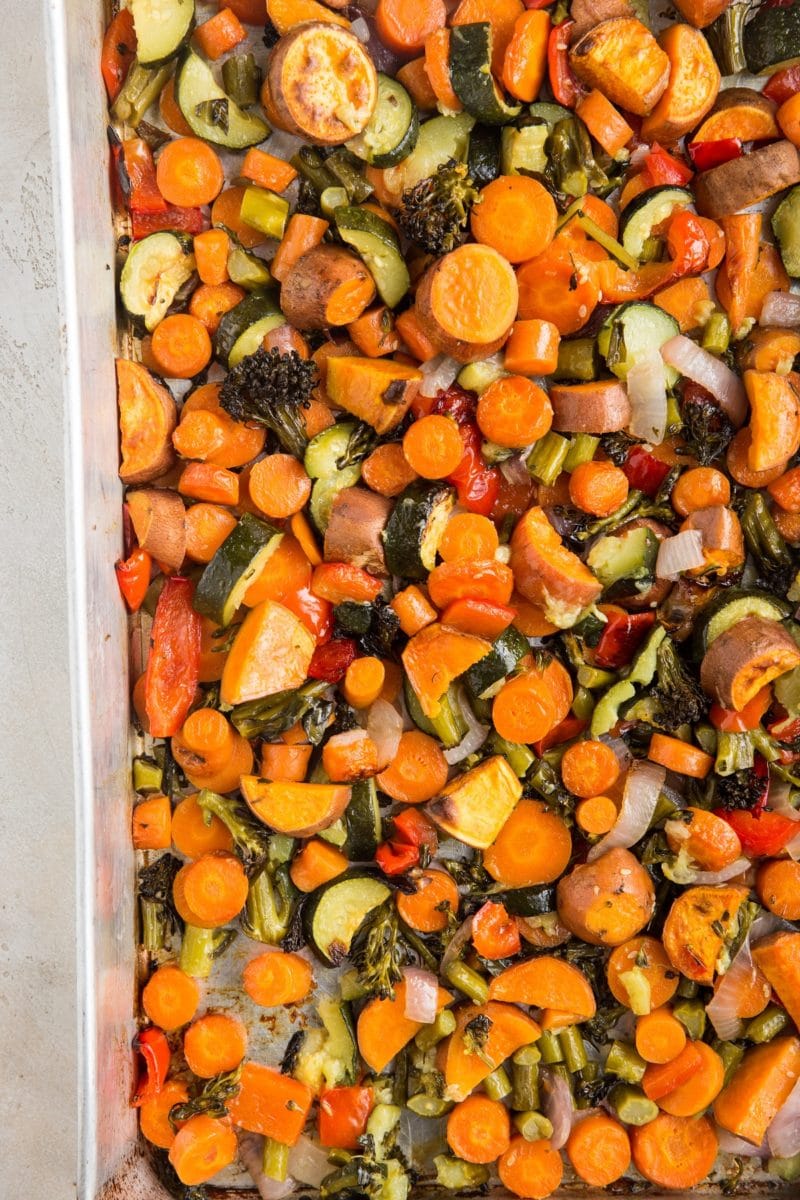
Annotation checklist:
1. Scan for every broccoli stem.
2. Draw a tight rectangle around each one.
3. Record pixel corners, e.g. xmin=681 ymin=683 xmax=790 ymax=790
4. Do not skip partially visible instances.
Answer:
xmin=179 ymin=925 xmax=234 ymax=979
xmin=526 ymin=431 xmax=570 ymax=487
xmin=197 ymin=789 xmax=270 ymax=873
xmin=701 ymin=312 xmax=731 ymax=355
xmin=443 ymin=961 xmax=489 ymax=1005
xmin=140 ymin=898 xmax=167 ymax=955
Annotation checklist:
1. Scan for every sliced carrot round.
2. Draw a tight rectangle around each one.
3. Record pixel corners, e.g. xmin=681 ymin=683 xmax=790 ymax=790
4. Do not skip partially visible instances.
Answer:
xmin=376 ymin=730 xmax=449 ymax=804
xmin=243 ymin=950 xmax=314 ymax=1006
xmin=492 ymin=670 xmax=557 ymax=744
xmin=439 ymin=513 xmax=499 ymax=562
xmin=560 ymin=740 xmax=620 ymax=799
xmin=607 ymin=936 xmax=680 ymax=1012
xmin=139 ymin=1079 xmax=190 ymax=1148
xmin=566 ymin=1112 xmax=631 ymax=1187
xmin=403 ymin=414 xmax=465 ymax=479
xmin=498 ymin=1136 xmax=564 ymax=1199
xmin=658 ymin=1041 xmax=725 ymax=1116
xmin=248 ymin=453 xmax=312 ymax=518
xmin=396 ymin=868 xmax=460 ymax=932
xmin=477 ymin=375 xmax=553 ymax=449
xmin=183 ymin=1012 xmax=248 ymax=1078
xmin=471 ymin=176 xmax=557 ymax=264
xmin=156 ymin=137 xmax=225 ymax=207
xmin=172 ymin=794 xmax=235 ymax=858
xmin=484 ymin=798 xmax=572 ymax=887
xmin=631 ymin=1113 xmax=718 ymax=1190
xmin=446 ymin=1094 xmax=511 ymax=1163
xmin=151 ymin=314 xmax=212 ymax=379
xmin=142 ymin=964 xmax=200 ymax=1030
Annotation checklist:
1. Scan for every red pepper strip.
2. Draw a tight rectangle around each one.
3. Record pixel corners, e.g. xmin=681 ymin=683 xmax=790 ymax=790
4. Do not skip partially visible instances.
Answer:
xmin=594 ymin=610 xmax=656 ymax=669
xmin=144 ymin=577 xmax=202 ymax=738
xmin=524 ymin=0 xmax=554 ymax=7
xmin=644 ymin=144 xmax=694 ymax=186
xmin=716 ymin=807 xmax=798 ymax=858
xmin=318 ymin=1086 xmax=373 ymax=1149
xmin=767 ymin=709 xmax=800 ymax=741
xmin=312 ymin=562 xmax=383 ymax=604
xmin=596 ymin=210 xmax=709 ymax=303
xmin=132 ymin=1027 xmax=170 ymax=1106
xmin=115 ymin=546 xmax=152 ymax=613
xmin=448 ymin=424 xmax=500 ymax=516
xmin=622 ymin=445 xmax=671 ymax=496
xmin=122 ymin=139 xmax=167 ymax=214
xmin=764 ymin=64 xmax=800 ymax=105
xmin=709 ymin=686 xmax=772 ymax=733
xmin=547 ymin=20 xmax=584 ymax=109
xmin=375 ymin=839 xmax=419 ymax=875
xmin=131 ymin=206 xmax=207 ymax=240
xmin=534 ymin=713 xmax=587 ymax=755
xmin=308 ymin=638 xmax=357 ymax=683
xmin=687 ymin=139 xmax=743 ymax=172
xmin=472 ymin=900 xmax=521 ymax=959
xmin=101 ymin=8 xmax=136 ymax=102
xmin=282 ymin=586 xmax=333 ymax=644
xmin=392 ymin=807 xmax=438 ymax=855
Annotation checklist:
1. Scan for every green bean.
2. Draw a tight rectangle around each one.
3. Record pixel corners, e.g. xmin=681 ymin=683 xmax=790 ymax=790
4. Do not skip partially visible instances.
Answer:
xmin=484 ymin=1067 xmax=512 ymax=1102
xmin=538 ymin=1029 xmax=564 ymax=1065
xmin=713 ymin=1040 xmax=744 ymax=1086
xmin=221 ymin=53 xmax=261 ymax=108
xmin=406 ymin=1094 xmax=452 ymax=1118
xmin=609 ymin=1084 xmax=659 ymax=1126
xmin=414 ymin=1009 xmax=457 ymax=1052
xmin=132 ymin=756 xmax=163 ymax=794
xmin=605 ymin=1040 xmax=646 ymax=1084
xmin=511 ymin=1052 xmax=540 ymax=1112
xmin=513 ymin=1111 xmax=553 ymax=1141
xmin=701 ymin=312 xmax=731 ymax=356
xmin=263 ymin=1138 xmax=289 ymax=1182
xmin=444 ymin=961 xmax=489 ymax=1006
xmin=559 ymin=1026 xmax=588 ymax=1073
xmin=672 ymin=997 xmax=706 ymax=1041
xmin=745 ymin=1004 xmax=790 ymax=1044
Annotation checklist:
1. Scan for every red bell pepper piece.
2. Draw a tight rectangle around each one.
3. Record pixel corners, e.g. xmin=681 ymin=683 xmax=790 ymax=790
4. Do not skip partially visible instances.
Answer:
xmin=622 ymin=446 xmax=671 ymax=496
xmin=319 ymin=1086 xmax=374 ymax=1149
xmin=547 ymin=20 xmax=584 ymax=109
xmin=716 ymin=807 xmax=798 ymax=858
xmin=308 ymin=638 xmax=357 ymax=683
xmin=144 ymin=577 xmax=202 ymax=738
xmin=392 ymin=807 xmax=438 ymax=855
xmin=471 ymin=900 xmax=521 ymax=959
xmin=121 ymin=139 xmax=167 ymax=214
xmin=131 ymin=206 xmax=207 ymax=240
xmin=375 ymin=839 xmax=419 ymax=875
xmin=282 ymin=585 xmax=333 ymax=643
xmin=767 ymin=709 xmax=800 ymax=741
xmin=644 ymin=144 xmax=693 ymax=187
xmin=534 ymin=714 xmax=587 ymax=755
xmin=709 ymin=686 xmax=771 ymax=733
xmin=101 ymin=8 xmax=136 ymax=102
xmin=594 ymin=610 xmax=656 ymax=669
xmin=432 ymin=386 xmax=500 ymax=516
xmin=764 ymin=64 xmax=800 ymax=105
xmin=311 ymin=562 xmax=383 ymax=604
xmin=687 ymin=139 xmax=743 ymax=172
xmin=132 ymin=1026 xmax=171 ymax=1106
xmin=115 ymin=546 xmax=152 ymax=613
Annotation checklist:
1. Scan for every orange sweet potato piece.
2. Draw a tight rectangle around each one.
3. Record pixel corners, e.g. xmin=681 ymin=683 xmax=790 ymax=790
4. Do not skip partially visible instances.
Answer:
xmin=713 ymin=1037 xmax=800 ymax=1145
xmin=117 ymin=359 xmax=177 ymax=483
xmin=443 ymin=1002 xmax=541 ymax=1101
xmin=662 ymin=886 xmax=749 ymax=985
xmin=241 ymin=778 xmax=351 ymax=836
xmin=641 ymin=23 xmax=720 ymax=145
xmin=510 ymin=507 xmax=602 ymax=629
xmin=752 ymin=933 xmax=800 ymax=1033
xmin=488 ymin=956 xmax=596 ymax=1017
xmin=220 ymin=599 xmax=315 ymax=705
xmin=700 ymin=615 xmax=800 ymax=711
xmin=745 ymin=370 xmax=800 ymax=473
xmin=569 ymin=19 xmax=670 ymax=117
xmin=402 ymin=622 xmax=491 ymax=718
xmin=357 ymin=980 xmax=453 ymax=1072
xmin=694 ymin=88 xmax=779 ymax=143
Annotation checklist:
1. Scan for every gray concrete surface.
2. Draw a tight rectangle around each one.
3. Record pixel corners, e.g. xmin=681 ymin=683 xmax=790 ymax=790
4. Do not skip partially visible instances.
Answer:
xmin=0 ymin=5 xmax=78 ymax=1197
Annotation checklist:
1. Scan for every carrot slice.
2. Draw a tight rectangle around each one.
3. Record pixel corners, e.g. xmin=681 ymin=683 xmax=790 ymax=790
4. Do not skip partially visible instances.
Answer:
xmin=183 ymin=1013 xmax=248 ymax=1077
xmin=631 ymin=1114 xmax=718 ymax=1191
xmin=243 ymin=950 xmax=314 ymax=1006
xmin=443 ymin=1002 xmax=540 ymax=1101
xmin=483 ymin=798 xmax=572 ymax=887
xmin=447 ymin=1095 xmax=511 ymax=1164
xmin=488 ymin=956 xmax=596 ymax=1018
xmin=566 ymin=1112 xmax=631 ymax=1187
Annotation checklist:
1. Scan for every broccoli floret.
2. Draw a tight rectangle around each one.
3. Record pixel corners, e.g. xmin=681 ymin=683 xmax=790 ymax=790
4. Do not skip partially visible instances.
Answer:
xmin=350 ymin=897 xmax=409 ymax=1000
xmin=651 ymin=637 xmax=708 ymax=732
xmin=680 ymin=388 xmax=735 ymax=465
xmin=197 ymin=789 xmax=271 ymax=875
xmin=138 ymin=853 xmax=182 ymax=953
xmin=170 ymin=1066 xmax=242 ymax=1122
xmin=739 ymin=491 xmax=796 ymax=591
xmin=230 ymin=679 xmax=330 ymax=740
xmin=219 ymin=348 xmax=318 ymax=459
xmin=714 ymin=768 xmax=769 ymax=810
xmin=398 ymin=161 xmax=479 ymax=256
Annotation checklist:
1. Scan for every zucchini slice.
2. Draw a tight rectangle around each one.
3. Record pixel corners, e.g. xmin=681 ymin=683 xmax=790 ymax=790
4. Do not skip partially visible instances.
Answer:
xmin=528 ymin=102 xmax=573 ymax=128
xmin=130 ymin=0 xmax=194 ymax=66
xmin=404 ymin=678 xmax=468 ymax=749
xmin=293 ymin=998 xmax=359 ymax=1091
xmin=399 ymin=112 xmax=475 ymax=191
xmin=194 ymin=512 xmax=283 ymax=626
xmin=345 ymin=778 xmax=381 ymax=860
xmin=310 ymin=466 xmax=362 ymax=533
xmin=500 ymin=125 xmax=548 ymax=176
xmin=449 ymin=24 xmax=521 ymax=125
xmin=302 ymin=871 xmax=391 ymax=966
xmin=346 ymin=74 xmax=419 ymax=169
xmin=619 ymin=186 xmax=693 ymax=261
xmin=597 ymin=302 xmax=680 ymax=385
xmin=119 ymin=231 xmax=195 ymax=333
xmin=463 ymin=626 xmax=530 ymax=702
xmin=304 ymin=421 xmax=360 ymax=479
xmin=692 ymin=589 xmax=791 ymax=659
xmin=176 ymin=50 xmax=269 ymax=149
xmin=587 ymin=526 xmax=659 ymax=601
xmin=772 ymin=186 xmax=800 ymax=277
xmin=467 ymin=124 xmax=501 ymax=188
xmin=334 ymin=207 xmax=410 ymax=309
xmin=213 ymin=290 xmax=283 ymax=366
xmin=382 ymin=481 xmax=455 ymax=580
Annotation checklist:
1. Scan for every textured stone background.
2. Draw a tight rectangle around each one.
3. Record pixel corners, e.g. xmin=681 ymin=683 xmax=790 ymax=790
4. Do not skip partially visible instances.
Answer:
xmin=0 ymin=4 xmax=78 ymax=1195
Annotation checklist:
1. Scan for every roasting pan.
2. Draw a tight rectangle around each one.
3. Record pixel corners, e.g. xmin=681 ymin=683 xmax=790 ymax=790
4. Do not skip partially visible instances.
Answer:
xmin=44 ymin=0 xmax=796 ymax=1195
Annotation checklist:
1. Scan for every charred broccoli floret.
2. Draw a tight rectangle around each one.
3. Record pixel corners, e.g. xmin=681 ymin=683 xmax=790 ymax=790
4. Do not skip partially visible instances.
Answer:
xmin=219 ymin=348 xmax=318 ymax=458
xmin=350 ymin=897 xmax=410 ymax=1000
xmin=398 ymin=161 xmax=479 ymax=256
xmin=651 ymin=637 xmax=708 ymax=732
xmin=197 ymin=789 xmax=270 ymax=875
xmin=714 ymin=768 xmax=768 ymax=810
xmin=680 ymin=388 xmax=735 ymax=465
xmin=138 ymin=853 xmax=182 ymax=953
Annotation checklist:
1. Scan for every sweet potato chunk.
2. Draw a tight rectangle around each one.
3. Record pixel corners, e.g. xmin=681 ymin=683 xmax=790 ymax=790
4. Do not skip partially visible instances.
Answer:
xmin=714 ymin=1037 xmax=800 ymax=1145
xmin=117 ymin=359 xmax=177 ymax=484
xmin=402 ymin=622 xmax=491 ymax=718
xmin=745 ymin=370 xmax=800 ymax=472
xmin=752 ymin=933 xmax=800 ymax=1033
xmin=570 ymin=19 xmax=670 ymax=116
xmin=663 ymin=886 xmax=749 ymax=985
xmin=324 ymin=355 xmax=421 ymax=434
xmin=700 ymin=615 xmax=800 ymax=711
xmin=510 ymin=506 xmax=602 ymax=628
xmin=220 ymin=599 xmax=315 ymax=705
xmin=641 ymin=23 xmax=720 ymax=145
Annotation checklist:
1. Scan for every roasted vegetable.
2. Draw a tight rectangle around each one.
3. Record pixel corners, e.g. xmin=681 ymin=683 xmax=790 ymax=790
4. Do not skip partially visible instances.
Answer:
xmin=219 ymin=348 xmax=317 ymax=458
xmin=398 ymin=160 xmax=479 ymax=257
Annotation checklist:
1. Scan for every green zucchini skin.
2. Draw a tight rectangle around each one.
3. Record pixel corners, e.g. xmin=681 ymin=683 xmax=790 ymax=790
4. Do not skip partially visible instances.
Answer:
xmin=302 ymin=871 xmax=391 ymax=966
xmin=194 ymin=512 xmax=283 ymax=626
xmin=744 ymin=3 xmax=800 ymax=74
xmin=772 ymin=185 xmax=800 ymax=277
xmin=467 ymin=124 xmax=501 ymax=188
xmin=618 ymin=186 xmax=693 ymax=260
xmin=463 ymin=626 xmax=530 ymax=701
xmin=449 ymin=24 xmax=521 ymax=125
xmin=334 ymin=207 xmax=410 ymax=309
xmin=119 ymin=232 xmax=195 ymax=334
xmin=345 ymin=779 xmax=382 ymax=860
xmin=130 ymin=0 xmax=195 ymax=67
xmin=383 ymin=482 xmax=455 ymax=580
xmin=213 ymin=290 xmax=282 ymax=366
xmin=346 ymin=74 xmax=419 ymax=169
xmin=691 ymin=589 xmax=792 ymax=660
xmin=176 ymin=50 xmax=270 ymax=149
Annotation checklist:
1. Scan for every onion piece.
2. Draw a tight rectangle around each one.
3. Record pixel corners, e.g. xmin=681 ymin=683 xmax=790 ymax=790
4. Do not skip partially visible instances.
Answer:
xmin=588 ymin=760 xmax=665 ymax=861
xmin=759 ymin=290 xmax=800 ymax=329
xmin=403 ymin=966 xmax=440 ymax=1024
xmin=441 ymin=914 xmax=475 ymax=974
xmin=542 ymin=1068 xmax=573 ymax=1150
xmin=715 ymin=1126 xmax=769 ymax=1157
xmin=787 ymin=829 xmax=800 ymax=860
xmin=239 ymin=1133 xmax=296 ymax=1199
xmin=500 ymin=453 xmax=533 ymax=487
xmin=289 ymin=1134 xmax=334 ymax=1188
xmin=444 ymin=689 xmax=489 ymax=764
xmin=690 ymin=857 xmax=751 ymax=884
xmin=419 ymin=354 xmax=460 ymax=397
xmin=706 ymin=913 xmax=785 ymax=1039
xmin=655 ymin=529 xmax=706 ymax=580
xmin=350 ymin=16 xmax=370 ymax=42
xmin=627 ymin=346 xmax=667 ymax=443
xmin=661 ymin=334 xmax=747 ymax=428
xmin=768 ymin=1076 xmax=800 ymax=1158
xmin=367 ymin=698 xmax=403 ymax=770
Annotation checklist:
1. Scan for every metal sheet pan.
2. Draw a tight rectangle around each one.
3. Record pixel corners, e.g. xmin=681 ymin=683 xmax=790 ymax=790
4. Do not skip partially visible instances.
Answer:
xmin=45 ymin=1 xmax=796 ymax=1195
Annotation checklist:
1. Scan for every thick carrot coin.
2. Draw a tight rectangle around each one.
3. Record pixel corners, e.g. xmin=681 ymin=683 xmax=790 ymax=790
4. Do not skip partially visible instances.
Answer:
xmin=184 ymin=1012 xmax=248 ymax=1077
xmin=631 ymin=1113 xmax=718 ymax=1190
xmin=142 ymin=964 xmax=200 ymax=1030
xmin=361 ymin=442 xmax=418 ymax=496
xmin=517 ymin=243 xmax=599 ymax=335
xmin=757 ymin=858 xmax=800 ymax=920
xmin=566 ymin=1112 xmax=631 ymax=1186
xmin=172 ymin=794 xmax=234 ymax=858
xmin=477 ymin=375 xmax=553 ymax=448
xmin=671 ymin=466 xmax=730 ymax=516
xmin=560 ymin=740 xmax=620 ymax=799
xmin=139 ymin=1079 xmax=190 ymax=1148
xmin=575 ymin=794 xmax=618 ymax=836
xmin=156 ymin=138 xmax=225 ymax=207
xmin=290 ymin=838 xmax=349 ymax=892
xmin=132 ymin=794 xmax=172 ymax=850
xmin=376 ymin=730 xmax=448 ymax=804
xmin=635 ymin=1006 xmax=687 ymax=1065
xmin=498 ymin=1136 xmax=563 ymax=1199
xmin=396 ymin=868 xmax=460 ymax=932
xmin=343 ymin=656 xmax=386 ymax=709
xmin=659 ymin=1041 xmax=725 ymax=1117
xmin=492 ymin=671 xmax=557 ymax=744
xmin=447 ymin=1095 xmax=511 ymax=1164
xmin=151 ymin=314 xmax=212 ymax=379
xmin=248 ymin=453 xmax=312 ymax=518
xmin=189 ymin=282 xmax=246 ymax=336
xmin=174 ymin=851 xmax=249 ymax=928
xmin=403 ymin=414 xmax=465 ymax=479
xmin=484 ymin=798 xmax=572 ymax=887
xmin=471 ymin=176 xmax=557 ymax=264
xmin=375 ymin=0 xmax=447 ymax=54
xmin=439 ymin=513 xmax=499 ymax=562
xmin=169 ymin=1114 xmax=238 ymax=1186
xmin=243 ymin=950 xmax=314 ymax=1006
xmin=568 ymin=460 xmax=629 ymax=517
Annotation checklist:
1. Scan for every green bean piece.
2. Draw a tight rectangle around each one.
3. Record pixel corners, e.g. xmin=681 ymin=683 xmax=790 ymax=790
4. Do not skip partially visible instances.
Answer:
xmin=526 ymin=432 xmax=570 ymax=487
xmin=444 ymin=961 xmax=489 ymax=1006
xmin=571 ymin=686 xmax=595 ymax=721
xmin=111 ymin=61 xmax=172 ymax=128
xmin=538 ymin=1029 xmax=564 ymax=1065
xmin=513 ymin=1111 xmax=554 ymax=1141
xmin=553 ymin=338 xmax=598 ymax=382
xmin=484 ymin=1067 xmax=513 ymax=1102
xmin=676 ymin=976 xmax=699 ymax=999
xmin=392 ymin=1050 xmax=409 ymax=1107
xmin=132 ymin=756 xmax=163 ymax=794
xmin=406 ymin=1094 xmax=453 ymax=1118
xmin=489 ymin=733 xmax=535 ymax=778
xmin=564 ymin=434 xmax=600 ymax=472
xmin=263 ymin=1138 xmax=289 ymax=1182
xmin=605 ymin=1040 xmax=646 ymax=1084
xmin=415 ymin=1009 xmax=457 ymax=1052
xmin=326 ymin=150 xmax=374 ymax=203
xmin=550 ymin=1063 xmax=572 ymax=1088
xmin=609 ymin=1083 xmax=659 ymax=1126
xmin=713 ymin=1040 xmax=745 ymax=1086
xmin=511 ymin=1054 xmax=540 ymax=1112
xmin=559 ymin=1026 xmax=588 ymax=1074
xmin=701 ymin=312 xmax=731 ymax=356
xmin=221 ymin=53 xmax=261 ymax=108
xmin=291 ymin=147 xmax=338 ymax=195
xmin=745 ymin=1004 xmax=790 ymax=1044
xmin=672 ymin=997 xmax=707 ymax=1042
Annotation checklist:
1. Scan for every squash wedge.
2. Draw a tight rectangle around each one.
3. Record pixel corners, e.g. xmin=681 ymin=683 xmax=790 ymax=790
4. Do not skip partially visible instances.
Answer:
xmin=220 ymin=599 xmax=315 ymax=705
xmin=427 ymin=755 xmax=521 ymax=849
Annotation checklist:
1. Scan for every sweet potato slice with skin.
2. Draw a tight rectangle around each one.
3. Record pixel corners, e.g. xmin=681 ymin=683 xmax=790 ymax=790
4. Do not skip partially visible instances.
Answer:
xmin=745 ymin=370 xmax=800 ymax=472
xmin=569 ymin=0 xmax=634 ymax=42
xmin=357 ymin=981 xmax=453 ymax=1073
xmin=713 ymin=1037 xmax=800 ymax=1145
xmin=323 ymin=486 xmax=392 ymax=575
xmin=402 ymin=622 xmax=491 ymax=719
xmin=699 ymin=615 xmax=800 ymax=711
xmin=752 ymin=933 xmax=800 ymax=1033
xmin=641 ymin=24 xmax=720 ymax=146
xmin=569 ymin=19 xmax=670 ymax=117
xmin=280 ymin=245 xmax=376 ymax=331
xmin=488 ymin=956 xmax=596 ymax=1018
xmin=241 ymin=778 xmax=351 ymax=836
xmin=117 ymin=359 xmax=177 ymax=484
xmin=126 ymin=488 xmax=186 ymax=570
xmin=694 ymin=88 xmax=779 ymax=143
xmin=443 ymin=1002 xmax=541 ymax=1102
xmin=662 ymin=885 xmax=749 ymax=985
xmin=220 ymin=599 xmax=315 ymax=706
xmin=510 ymin=506 xmax=602 ymax=629
xmin=694 ymin=141 xmax=800 ymax=220
xmin=324 ymin=355 xmax=421 ymax=434
xmin=427 ymin=755 xmax=522 ymax=849
xmin=549 ymin=380 xmax=632 ymax=433
xmin=556 ymin=848 xmax=655 ymax=947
